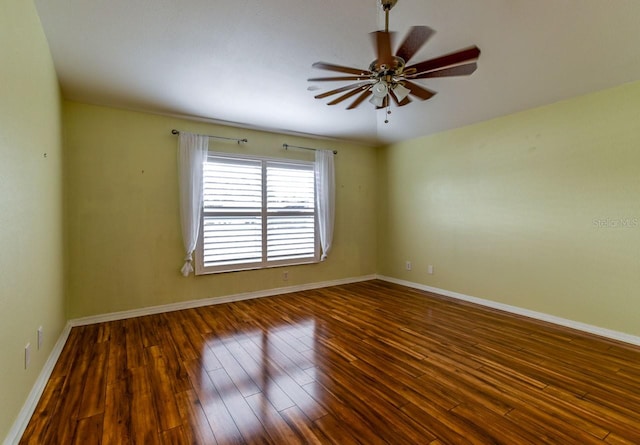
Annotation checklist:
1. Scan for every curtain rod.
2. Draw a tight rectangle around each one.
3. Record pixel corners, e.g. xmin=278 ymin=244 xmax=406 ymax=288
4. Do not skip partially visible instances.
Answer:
xmin=283 ymin=143 xmax=337 ymax=155
xmin=171 ymin=129 xmax=248 ymax=144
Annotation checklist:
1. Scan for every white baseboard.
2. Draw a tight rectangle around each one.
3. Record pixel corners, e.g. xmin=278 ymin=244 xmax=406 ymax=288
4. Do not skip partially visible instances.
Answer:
xmin=377 ymin=275 xmax=640 ymax=347
xmin=70 ymin=274 xmax=378 ymax=327
xmin=3 ymin=322 xmax=72 ymax=445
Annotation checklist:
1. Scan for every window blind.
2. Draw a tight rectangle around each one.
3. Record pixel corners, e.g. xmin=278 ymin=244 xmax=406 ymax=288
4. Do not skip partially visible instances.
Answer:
xmin=198 ymin=154 xmax=317 ymax=273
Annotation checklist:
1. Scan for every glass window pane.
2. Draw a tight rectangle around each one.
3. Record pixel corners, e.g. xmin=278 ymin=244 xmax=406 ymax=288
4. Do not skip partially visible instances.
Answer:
xmin=267 ymin=215 xmax=315 ymax=261
xmin=204 ymin=158 xmax=262 ymax=212
xmin=267 ymin=163 xmax=314 ymax=211
xmin=202 ymin=216 xmax=262 ymax=266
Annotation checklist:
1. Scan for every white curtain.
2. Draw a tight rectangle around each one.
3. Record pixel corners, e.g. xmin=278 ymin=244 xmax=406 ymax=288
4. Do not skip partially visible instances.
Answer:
xmin=315 ymin=149 xmax=335 ymax=261
xmin=178 ymin=132 xmax=209 ymax=276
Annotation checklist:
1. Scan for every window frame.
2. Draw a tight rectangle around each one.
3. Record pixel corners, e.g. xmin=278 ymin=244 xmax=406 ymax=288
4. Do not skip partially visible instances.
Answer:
xmin=195 ymin=151 xmax=320 ymax=275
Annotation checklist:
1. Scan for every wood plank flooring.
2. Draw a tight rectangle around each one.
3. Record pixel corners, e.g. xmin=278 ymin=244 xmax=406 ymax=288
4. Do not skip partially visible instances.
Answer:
xmin=20 ymin=280 xmax=640 ymax=444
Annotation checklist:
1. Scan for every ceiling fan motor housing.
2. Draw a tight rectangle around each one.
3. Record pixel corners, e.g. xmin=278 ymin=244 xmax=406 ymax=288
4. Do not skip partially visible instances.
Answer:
xmin=370 ymin=56 xmax=406 ymax=77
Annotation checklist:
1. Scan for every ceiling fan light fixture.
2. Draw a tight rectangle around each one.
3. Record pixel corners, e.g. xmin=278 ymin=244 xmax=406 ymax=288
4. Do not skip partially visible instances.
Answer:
xmin=372 ymin=80 xmax=389 ymax=98
xmin=369 ymin=94 xmax=386 ymax=107
xmin=392 ymin=83 xmax=411 ymax=102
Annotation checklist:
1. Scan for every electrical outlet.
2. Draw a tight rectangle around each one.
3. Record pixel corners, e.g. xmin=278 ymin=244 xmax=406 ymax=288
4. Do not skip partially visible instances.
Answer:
xmin=405 ymin=261 xmax=412 ymax=271
xmin=37 ymin=326 xmax=43 ymax=350
xmin=25 ymin=343 xmax=31 ymax=369
xmin=428 ymin=265 xmax=434 ymax=274
xmin=283 ymin=271 xmax=289 ymax=281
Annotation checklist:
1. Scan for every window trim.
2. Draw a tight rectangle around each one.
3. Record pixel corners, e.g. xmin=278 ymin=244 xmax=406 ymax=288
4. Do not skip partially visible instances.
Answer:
xmin=195 ymin=152 xmax=320 ymax=275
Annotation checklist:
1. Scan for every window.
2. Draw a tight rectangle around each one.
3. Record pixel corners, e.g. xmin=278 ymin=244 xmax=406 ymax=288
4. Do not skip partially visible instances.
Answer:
xmin=195 ymin=153 xmax=318 ymax=274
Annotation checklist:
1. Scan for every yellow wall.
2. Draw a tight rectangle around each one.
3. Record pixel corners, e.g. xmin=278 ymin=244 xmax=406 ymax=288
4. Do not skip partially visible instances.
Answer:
xmin=63 ymin=102 xmax=378 ymax=318
xmin=379 ymin=80 xmax=640 ymax=336
xmin=0 ymin=0 xmax=65 ymax=439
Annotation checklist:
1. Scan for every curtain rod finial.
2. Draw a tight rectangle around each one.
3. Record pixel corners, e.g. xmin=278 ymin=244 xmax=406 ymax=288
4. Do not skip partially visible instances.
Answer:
xmin=171 ymin=129 xmax=179 ymax=135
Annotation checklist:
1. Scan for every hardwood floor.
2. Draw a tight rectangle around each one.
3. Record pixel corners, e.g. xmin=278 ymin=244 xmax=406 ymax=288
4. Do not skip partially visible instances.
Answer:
xmin=20 ymin=280 xmax=640 ymax=444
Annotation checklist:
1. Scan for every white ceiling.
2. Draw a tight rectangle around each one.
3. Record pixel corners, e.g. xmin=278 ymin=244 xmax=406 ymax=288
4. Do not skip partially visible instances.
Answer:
xmin=34 ymin=0 xmax=640 ymax=145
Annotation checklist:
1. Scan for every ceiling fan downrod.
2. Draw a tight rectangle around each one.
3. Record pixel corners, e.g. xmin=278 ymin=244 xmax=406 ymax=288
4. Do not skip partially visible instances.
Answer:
xmin=381 ymin=0 xmax=398 ymax=32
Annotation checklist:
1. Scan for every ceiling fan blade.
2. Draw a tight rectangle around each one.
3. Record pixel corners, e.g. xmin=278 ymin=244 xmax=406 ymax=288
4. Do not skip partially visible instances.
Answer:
xmin=308 ymin=75 xmax=371 ymax=82
xmin=402 ymin=80 xmax=437 ymax=101
xmin=411 ymin=62 xmax=478 ymax=79
xmin=395 ymin=26 xmax=434 ymax=64
xmin=406 ymin=46 xmax=481 ymax=75
xmin=314 ymin=81 xmax=372 ymax=100
xmin=372 ymin=31 xmax=395 ymax=68
xmin=327 ymin=85 xmax=369 ymax=105
xmin=312 ymin=62 xmax=371 ymax=76
xmin=347 ymin=89 xmax=373 ymax=109
xmin=389 ymin=90 xmax=412 ymax=107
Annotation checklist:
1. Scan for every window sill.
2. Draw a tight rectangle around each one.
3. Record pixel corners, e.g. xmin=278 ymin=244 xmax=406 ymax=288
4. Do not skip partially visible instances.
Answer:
xmin=194 ymin=258 xmax=320 ymax=275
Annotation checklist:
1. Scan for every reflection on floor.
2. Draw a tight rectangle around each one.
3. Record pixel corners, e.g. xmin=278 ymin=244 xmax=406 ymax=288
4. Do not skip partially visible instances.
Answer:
xmin=193 ymin=319 xmax=321 ymax=443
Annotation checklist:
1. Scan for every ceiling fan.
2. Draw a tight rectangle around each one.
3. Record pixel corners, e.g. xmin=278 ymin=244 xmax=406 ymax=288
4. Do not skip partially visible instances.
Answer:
xmin=308 ymin=0 xmax=480 ymax=121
